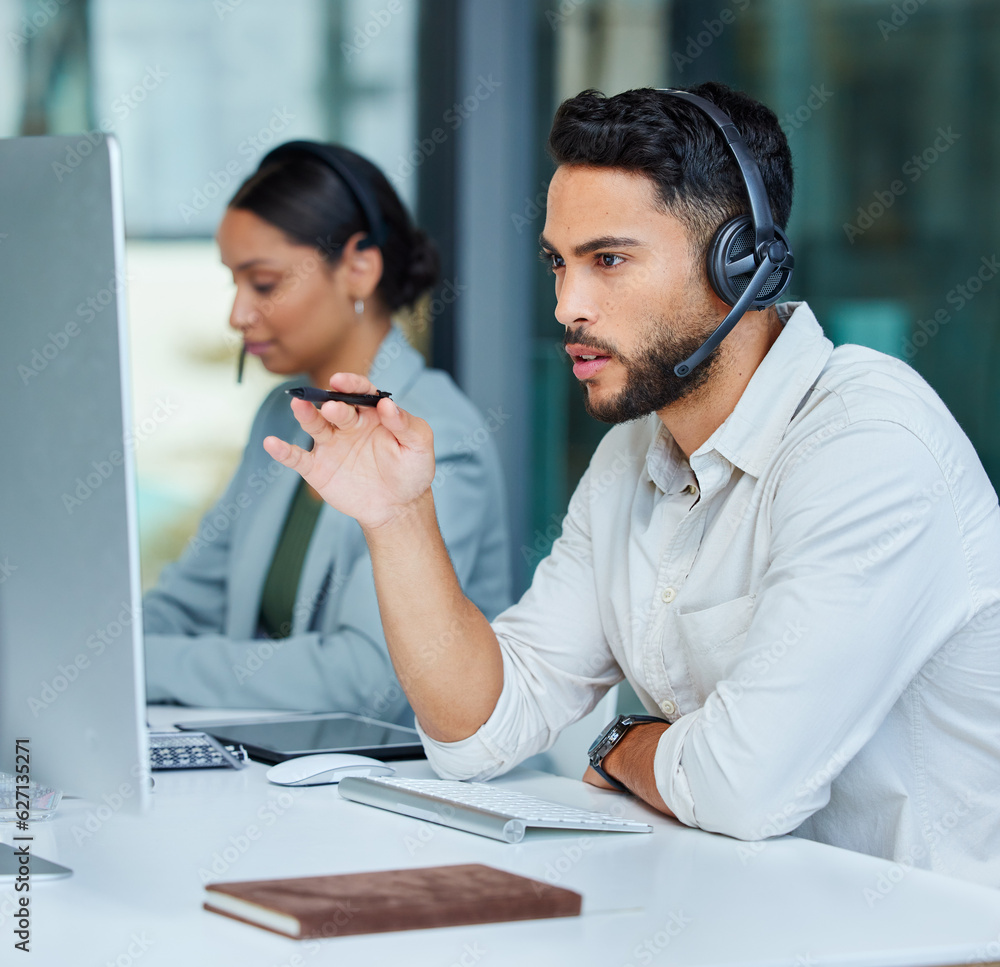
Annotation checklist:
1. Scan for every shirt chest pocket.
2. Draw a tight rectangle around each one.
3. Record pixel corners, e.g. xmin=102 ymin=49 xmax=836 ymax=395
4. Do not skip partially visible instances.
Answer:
xmin=672 ymin=594 xmax=755 ymax=702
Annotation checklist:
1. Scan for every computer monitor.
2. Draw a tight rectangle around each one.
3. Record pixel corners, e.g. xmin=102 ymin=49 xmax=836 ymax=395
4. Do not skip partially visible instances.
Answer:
xmin=0 ymin=134 xmax=150 ymax=812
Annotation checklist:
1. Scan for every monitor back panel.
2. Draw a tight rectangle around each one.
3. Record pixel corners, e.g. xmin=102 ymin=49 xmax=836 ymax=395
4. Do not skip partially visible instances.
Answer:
xmin=0 ymin=135 xmax=149 ymax=809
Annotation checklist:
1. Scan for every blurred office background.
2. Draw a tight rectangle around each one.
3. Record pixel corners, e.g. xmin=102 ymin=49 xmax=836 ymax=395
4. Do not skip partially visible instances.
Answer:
xmin=3 ymin=0 xmax=999 ymax=599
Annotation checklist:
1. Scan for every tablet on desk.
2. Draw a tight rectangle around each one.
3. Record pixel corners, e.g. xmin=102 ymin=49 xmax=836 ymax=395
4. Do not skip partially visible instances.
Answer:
xmin=176 ymin=713 xmax=424 ymax=765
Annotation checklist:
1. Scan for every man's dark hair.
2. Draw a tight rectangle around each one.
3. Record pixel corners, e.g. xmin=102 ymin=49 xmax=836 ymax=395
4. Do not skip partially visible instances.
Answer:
xmin=547 ymin=82 xmax=793 ymax=264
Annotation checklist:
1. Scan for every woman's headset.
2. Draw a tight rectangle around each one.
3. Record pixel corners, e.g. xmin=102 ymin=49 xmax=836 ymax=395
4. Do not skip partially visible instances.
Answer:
xmin=257 ymin=140 xmax=388 ymax=250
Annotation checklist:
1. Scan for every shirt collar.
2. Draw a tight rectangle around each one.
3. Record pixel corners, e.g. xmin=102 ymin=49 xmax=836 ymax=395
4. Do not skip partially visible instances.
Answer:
xmin=644 ymin=424 xmax=696 ymax=495
xmin=693 ymin=301 xmax=832 ymax=481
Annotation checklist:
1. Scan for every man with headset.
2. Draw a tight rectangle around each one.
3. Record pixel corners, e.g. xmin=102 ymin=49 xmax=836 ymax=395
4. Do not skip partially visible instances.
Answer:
xmin=263 ymin=83 xmax=1000 ymax=886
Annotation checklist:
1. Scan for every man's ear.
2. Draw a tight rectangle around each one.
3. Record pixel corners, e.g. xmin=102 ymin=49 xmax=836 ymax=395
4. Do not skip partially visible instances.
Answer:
xmin=339 ymin=230 xmax=384 ymax=301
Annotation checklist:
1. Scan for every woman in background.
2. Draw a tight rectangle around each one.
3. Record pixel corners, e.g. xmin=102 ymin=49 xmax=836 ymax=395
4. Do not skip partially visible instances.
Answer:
xmin=143 ymin=141 xmax=510 ymax=721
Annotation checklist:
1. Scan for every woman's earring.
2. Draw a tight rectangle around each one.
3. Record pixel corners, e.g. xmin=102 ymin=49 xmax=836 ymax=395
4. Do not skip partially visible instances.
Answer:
xmin=236 ymin=344 xmax=247 ymax=384
xmin=354 ymin=299 xmax=364 ymax=316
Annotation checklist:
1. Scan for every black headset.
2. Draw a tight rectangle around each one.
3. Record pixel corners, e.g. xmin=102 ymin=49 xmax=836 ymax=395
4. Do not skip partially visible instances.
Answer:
xmin=257 ymin=140 xmax=388 ymax=251
xmin=658 ymin=89 xmax=794 ymax=377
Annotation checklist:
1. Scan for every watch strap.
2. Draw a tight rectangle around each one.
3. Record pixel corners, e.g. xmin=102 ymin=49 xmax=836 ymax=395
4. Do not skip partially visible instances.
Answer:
xmin=588 ymin=759 xmax=629 ymax=792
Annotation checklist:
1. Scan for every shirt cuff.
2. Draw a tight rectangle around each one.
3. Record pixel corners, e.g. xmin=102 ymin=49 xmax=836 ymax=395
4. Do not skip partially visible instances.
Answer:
xmin=415 ymin=718 xmax=504 ymax=780
xmin=652 ymin=712 xmax=699 ymax=828
xmin=416 ymin=643 xmax=553 ymax=780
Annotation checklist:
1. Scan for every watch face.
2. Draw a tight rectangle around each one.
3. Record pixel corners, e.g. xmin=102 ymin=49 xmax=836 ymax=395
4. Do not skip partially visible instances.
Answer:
xmin=589 ymin=716 xmax=627 ymax=762
xmin=589 ymin=714 xmax=664 ymax=765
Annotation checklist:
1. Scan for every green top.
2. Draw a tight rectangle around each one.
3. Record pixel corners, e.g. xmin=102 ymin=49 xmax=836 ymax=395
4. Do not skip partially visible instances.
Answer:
xmin=258 ymin=480 xmax=324 ymax=639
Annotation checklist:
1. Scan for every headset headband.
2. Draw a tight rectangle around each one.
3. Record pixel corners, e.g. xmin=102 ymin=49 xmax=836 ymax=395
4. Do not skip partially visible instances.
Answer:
xmin=656 ymin=88 xmax=794 ymax=376
xmin=659 ymin=89 xmax=776 ymax=251
xmin=257 ymin=140 xmax=388 ymax=250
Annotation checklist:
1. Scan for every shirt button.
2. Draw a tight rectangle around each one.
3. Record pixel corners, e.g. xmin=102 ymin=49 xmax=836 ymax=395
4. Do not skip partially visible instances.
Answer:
xmin=661 ymin=587 xmax=676 ymax=604
xmin=683 ymin=484 xmax=698 ymax=495
xmin=659 ymin=699 xmax=677 ymax=716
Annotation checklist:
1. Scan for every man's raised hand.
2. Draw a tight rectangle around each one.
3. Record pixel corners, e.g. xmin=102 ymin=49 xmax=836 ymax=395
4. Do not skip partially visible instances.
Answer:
xmin=262 ymin=372 xmax=436 ymax=531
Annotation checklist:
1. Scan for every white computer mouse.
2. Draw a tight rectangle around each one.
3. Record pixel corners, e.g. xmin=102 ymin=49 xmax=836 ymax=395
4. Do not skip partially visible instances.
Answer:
xmin=265 ymin=753 xmax=395 ymax=786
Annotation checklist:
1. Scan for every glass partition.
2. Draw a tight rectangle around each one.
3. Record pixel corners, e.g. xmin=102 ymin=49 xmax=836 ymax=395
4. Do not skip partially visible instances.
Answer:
xmin=528 ymin=0 xmax=1000 ymax=575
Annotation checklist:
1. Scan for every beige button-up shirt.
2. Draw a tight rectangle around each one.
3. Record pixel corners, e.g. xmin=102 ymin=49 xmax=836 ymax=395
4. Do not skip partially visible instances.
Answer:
xmin=420 ymin=302 xmax=1000 ymax=887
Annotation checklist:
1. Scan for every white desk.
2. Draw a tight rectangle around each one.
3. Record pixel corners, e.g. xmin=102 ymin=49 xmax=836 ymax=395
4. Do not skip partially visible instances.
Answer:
xmin=3 ymin=709 xmax=1000 ymax=967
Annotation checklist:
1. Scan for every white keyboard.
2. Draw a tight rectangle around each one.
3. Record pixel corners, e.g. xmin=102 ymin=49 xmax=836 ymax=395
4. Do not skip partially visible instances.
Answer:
xmin=337 ymin=776 xmax=653 ymax=843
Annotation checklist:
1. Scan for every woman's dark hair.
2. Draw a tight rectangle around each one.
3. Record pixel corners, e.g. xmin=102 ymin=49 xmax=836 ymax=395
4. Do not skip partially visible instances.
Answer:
xmin=228 ymin=144 xmax=439 ymax=311
xmin=547 ymin=82 xmax=793 ymax=262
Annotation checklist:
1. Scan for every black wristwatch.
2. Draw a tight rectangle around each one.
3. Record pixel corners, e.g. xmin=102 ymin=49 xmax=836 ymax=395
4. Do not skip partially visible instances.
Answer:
xmin=587 ymin=714 xmax=664 ymax=792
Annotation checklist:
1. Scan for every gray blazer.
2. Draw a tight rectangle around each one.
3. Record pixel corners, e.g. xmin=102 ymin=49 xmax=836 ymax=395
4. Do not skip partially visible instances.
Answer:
xmin=143 ymin=327 xmax=511 ymax=721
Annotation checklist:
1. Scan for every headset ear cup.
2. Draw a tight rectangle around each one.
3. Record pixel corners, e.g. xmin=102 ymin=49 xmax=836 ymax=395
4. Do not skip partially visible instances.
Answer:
xmin=707 ymin=216 xmax=793 ymax=308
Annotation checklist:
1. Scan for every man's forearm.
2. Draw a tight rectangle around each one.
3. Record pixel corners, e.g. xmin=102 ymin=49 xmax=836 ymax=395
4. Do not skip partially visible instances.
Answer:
xmin=602 ymin=722 xmax=674 ymax=816
xmin=363 ymin=490 xmax=504 ymax=742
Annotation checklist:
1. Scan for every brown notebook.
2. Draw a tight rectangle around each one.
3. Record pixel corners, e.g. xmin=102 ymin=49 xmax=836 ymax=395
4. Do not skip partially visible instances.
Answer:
xmin=203 ymin=863 xmax=582 ymax=939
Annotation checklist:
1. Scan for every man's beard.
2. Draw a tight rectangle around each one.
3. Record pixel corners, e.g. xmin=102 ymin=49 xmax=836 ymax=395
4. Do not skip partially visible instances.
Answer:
xmin=566 ymin=305 xmax=722 ymax=425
